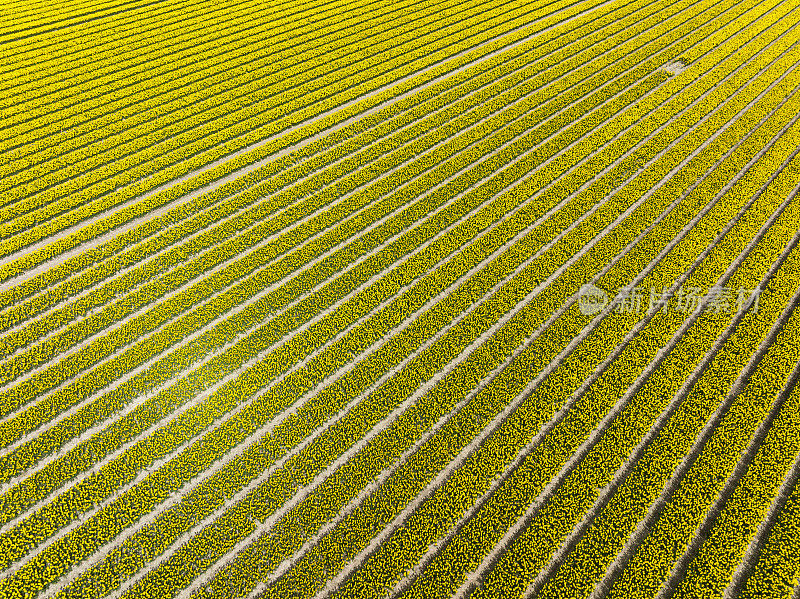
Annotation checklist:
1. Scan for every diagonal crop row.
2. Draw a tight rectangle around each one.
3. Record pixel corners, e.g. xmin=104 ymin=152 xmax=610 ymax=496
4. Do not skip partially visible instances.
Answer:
xmin=0 ymin=52 xmax=664 ymax=580
xmin=0 ymin=0 xmax=668 ymax=389
xmin=0 ymin=0 xmax=621 ymax=322
xmin=0 ymin=0 xmax=505 ymax=232
xmin=178 ymin=8 xmax=800 ymax=596
xmin=0 ymin=0 xmax=692 ymax=482
xmin=0 ymin=0 xmax=589 ymax=286
xmin=316 ymin=9 xmax=800 ymax=596
xmin=0 ymin=0 xmax=542 ymax=247
xmin=668 ymin=307 xmax=800 ymax=598
xmin=396 ymin=60 xmax=800 ymax=599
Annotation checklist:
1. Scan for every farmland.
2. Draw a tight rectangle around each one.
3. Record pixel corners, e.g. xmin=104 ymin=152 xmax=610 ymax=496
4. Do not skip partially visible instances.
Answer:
xmin=0 ymin=0 xmax=799 ymax=597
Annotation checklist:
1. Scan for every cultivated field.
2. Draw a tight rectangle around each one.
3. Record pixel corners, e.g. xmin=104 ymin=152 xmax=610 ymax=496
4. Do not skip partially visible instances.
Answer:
xmin=0 ymin=0 xmax=799 ymax=597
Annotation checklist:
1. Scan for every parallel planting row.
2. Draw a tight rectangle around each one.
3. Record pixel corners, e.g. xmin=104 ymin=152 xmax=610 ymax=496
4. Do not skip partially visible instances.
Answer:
xmin=1 ymin=0 xmax=799 ymax=598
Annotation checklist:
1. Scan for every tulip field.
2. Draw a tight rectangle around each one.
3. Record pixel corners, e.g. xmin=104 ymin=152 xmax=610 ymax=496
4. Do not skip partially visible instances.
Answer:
xmin=1 ymin=0 xmax=799 ymax=597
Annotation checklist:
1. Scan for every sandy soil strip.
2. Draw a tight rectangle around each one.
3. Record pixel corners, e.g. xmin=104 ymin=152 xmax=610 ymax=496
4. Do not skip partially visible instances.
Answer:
xmin=0 ymin=0 xmax=611 ymax=294
xmin=391 ymin=65 xmax=800 ymax=599
xmin=723 ymin=411 xmax=800 ymax=599
xmin=521 ymin=83 xmax=800 ymax=599
xmin=589 ymin=195 xmax=800 ymax=599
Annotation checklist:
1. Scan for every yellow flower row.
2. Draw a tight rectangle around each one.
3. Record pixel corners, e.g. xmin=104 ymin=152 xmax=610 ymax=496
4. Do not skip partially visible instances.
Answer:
xmin=0 ymin=2 xmax=556 ymax=319
xmin=0 ymin=0 xmax=448 ymax=199
xmin=0 ymin=0 xmax=556 ymax=286
xmin=0 ymin=1 xmax=617 ymax=392
xmin=337 ymin=28 xmax=785 ymax=599
xmin=532 ymin=85 xmax=800 ymax=599
xmin=0 ymin=21 xmax=600 ymax=494
xmin=672 ymin=304 xmax=800 ymax=597
xmin=468 ymin=9 xmax=790 ymax=595
xmin=0 ymin=44 xmax=598 ymax=589
xmin=0 ymin=88 xmax=563 ymax=596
